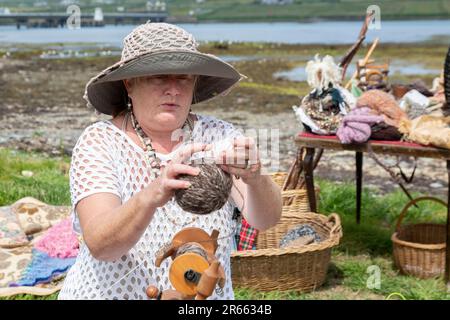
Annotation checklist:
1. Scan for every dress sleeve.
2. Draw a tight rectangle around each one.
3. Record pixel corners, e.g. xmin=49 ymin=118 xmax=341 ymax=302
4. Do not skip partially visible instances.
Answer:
xmin=69 ymin=124 xmax=121 ymax=212
xmin=217 ymin=118 xmax=245 ymax=140
xmin=198 ymin=115 xmax=245 ymax=145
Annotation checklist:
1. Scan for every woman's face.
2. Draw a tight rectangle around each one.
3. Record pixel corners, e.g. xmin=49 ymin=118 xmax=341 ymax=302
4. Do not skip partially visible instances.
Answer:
xmin=124 ymin=74 xmax=196 ymax=131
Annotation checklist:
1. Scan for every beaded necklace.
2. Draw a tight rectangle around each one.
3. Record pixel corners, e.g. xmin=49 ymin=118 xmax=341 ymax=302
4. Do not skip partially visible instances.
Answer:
xmin=129 ymin=110 xmax=194 ymax=175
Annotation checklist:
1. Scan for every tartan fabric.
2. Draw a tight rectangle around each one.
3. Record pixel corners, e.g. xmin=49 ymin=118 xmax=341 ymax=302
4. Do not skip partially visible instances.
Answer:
xmin=233 ymin=207 xmax=258 ymax=250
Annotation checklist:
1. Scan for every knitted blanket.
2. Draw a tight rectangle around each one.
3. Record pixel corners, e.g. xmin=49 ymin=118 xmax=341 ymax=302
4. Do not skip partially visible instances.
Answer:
xmin=0 ymin=198 xmax=77 ymax=297
xmin=34 ymin=218 xmax=79 ymax=259
xmin=10 ymin=249 xmax=76 ymax=287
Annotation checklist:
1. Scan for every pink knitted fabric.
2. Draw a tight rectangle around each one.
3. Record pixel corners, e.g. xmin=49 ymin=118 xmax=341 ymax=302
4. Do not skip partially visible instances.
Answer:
xmin=34 ymin=218 xmax=79 ymax=258
xmin=337 ymin=107 xmax=384 ymax=144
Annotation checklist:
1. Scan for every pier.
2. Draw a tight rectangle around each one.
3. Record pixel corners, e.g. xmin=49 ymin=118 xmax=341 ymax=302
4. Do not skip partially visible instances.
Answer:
xmin=0 ymin=11 xmax=168 ymax=29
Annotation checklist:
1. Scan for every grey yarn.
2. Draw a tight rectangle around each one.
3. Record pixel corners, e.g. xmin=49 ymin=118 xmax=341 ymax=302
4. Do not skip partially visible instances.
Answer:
xmin=279 ymin=224 xmax=321 ymax=248
xmin=176 ymin=242 xmax=209 ymax=260
xmin=175 ymin=163 xmax=233 ymax=215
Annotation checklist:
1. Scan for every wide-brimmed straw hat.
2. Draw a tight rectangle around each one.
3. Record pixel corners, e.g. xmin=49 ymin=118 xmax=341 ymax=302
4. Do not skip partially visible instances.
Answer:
xmin=84 ymin=22 xmax=245 ymax=115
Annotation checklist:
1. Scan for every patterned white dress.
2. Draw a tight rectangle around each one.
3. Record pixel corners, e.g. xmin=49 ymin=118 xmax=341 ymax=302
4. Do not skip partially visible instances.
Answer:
xmin=58 ymin=114 xmax=243 ymax=300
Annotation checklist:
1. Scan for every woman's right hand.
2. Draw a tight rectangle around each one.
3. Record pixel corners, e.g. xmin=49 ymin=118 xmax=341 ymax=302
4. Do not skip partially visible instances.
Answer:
xmin=148 ymin=143 xmax=211 ymax=208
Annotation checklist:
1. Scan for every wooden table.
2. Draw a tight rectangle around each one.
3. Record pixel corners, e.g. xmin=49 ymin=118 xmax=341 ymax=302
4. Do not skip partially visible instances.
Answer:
xmin=295 ymin=132 xmax=450 ymax=287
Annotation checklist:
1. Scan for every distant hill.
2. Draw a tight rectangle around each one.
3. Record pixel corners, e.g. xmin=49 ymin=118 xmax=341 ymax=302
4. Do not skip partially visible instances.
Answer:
xmin=2 ymin=0 xmax=450 ymax=22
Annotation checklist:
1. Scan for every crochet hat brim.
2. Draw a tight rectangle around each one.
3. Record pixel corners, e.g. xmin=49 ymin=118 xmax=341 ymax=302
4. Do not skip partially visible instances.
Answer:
xmin=85 ymin=50 xmax=244 ymax=115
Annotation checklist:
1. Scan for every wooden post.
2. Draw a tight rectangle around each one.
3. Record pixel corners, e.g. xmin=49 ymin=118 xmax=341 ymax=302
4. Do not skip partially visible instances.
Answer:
xmin=304 ymin=148 xmax=317 ymax=212
xmin=345 ymin=37 xmax=380 ymax=89
xmin=446 ymin=160 xmax=450 ymax=290
xmin=356 ymin=152 xmax=363 ymax=224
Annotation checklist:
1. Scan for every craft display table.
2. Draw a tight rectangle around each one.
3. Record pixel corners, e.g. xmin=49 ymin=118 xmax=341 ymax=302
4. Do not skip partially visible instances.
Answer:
xmin=295 ymin=132 xmax=450 ymax=286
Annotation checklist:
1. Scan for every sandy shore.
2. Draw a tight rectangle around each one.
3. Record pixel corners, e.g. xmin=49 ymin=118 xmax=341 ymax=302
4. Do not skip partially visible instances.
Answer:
xmin=0 ymin=42 xmax=448 ymax=197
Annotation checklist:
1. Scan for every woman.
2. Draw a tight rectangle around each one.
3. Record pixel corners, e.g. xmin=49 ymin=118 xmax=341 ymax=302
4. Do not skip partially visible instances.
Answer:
xmin=58 ymin=22 xmax=282 ymax=300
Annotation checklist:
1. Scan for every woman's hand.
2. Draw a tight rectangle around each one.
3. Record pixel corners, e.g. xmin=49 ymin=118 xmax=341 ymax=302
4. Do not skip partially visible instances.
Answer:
xmin=150 ymin=143 xmax=211 ymax=207
xmin=217 ymin=137 xmax=281 ymax=231
xmin=217 ymin=137 xmax=262 ymax=185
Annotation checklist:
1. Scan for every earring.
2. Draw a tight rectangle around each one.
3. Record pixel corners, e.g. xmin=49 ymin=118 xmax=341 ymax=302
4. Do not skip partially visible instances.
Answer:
xmin=127 ymin=97 xmax=132 ymax=111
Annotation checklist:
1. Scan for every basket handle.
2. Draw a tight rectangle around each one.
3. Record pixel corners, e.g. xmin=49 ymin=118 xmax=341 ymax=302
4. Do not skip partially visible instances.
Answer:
xmin=327 ymin=213 xmax=342 ymax=236
xmin=395 ymin=196 xmax=448 ymax=232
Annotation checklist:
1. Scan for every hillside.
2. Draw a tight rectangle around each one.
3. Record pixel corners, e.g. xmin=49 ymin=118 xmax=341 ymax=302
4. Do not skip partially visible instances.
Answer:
xmin=2 ymin=0 xmax=450 ymax=22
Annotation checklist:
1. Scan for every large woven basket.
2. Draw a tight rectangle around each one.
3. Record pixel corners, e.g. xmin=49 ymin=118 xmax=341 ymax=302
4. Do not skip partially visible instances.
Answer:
xmin=392 ymin=196 xmax=448 ymax=279
xmin=271 ymin=171 xmax=288 ymax=188
xmin=256 ymin=188 xmax=315 ymax=248
xmin=231 ymin=172 xmax=341 ymax=291
xmin=231 ymin=211 xmax=342 ymax=292
xmin=270 ymin=171 xmax=319 ymax=207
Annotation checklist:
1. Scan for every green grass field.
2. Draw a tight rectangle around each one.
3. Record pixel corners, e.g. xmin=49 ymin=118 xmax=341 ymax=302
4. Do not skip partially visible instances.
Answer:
xmin=3 ymin=0 xmax=450 ymax=21
xmin=0 ymin=149 xmax=71 ymax=207
xmin=193 ymin=0 xmax=450 ymax=22
xmin=0 ymin=147 xmax=449 ymax=300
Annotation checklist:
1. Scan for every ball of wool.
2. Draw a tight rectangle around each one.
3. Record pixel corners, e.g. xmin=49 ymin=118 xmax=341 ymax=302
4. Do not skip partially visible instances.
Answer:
xmin=175 ymin=163 xmax=233 ymax=215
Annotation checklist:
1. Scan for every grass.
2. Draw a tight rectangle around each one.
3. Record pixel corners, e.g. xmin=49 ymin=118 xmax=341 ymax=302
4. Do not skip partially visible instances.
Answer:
xmin=1 ymin=293 xmax=59 ymax=300
xmin=194 ymin=0 xmax=450 ymax=22
xmin=0 ymin=148 xmax=70 ymax=206
xmin=5 ymin=0 xmax=450 ymax=21
xmin=234 ymin=180 xmax=450 ymax=300
xmin=239 ymin=82 xmax=300 ymax=96
xmin=235 ymin=179 xmax=449 ymax=300
xmin=0 ymin=148 xmax=449 ymax=300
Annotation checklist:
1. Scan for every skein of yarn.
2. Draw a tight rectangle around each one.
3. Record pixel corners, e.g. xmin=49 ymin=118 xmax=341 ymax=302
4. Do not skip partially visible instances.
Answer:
xmin=336 ymin=107 xmax=384 ymax=144
xmin=175 ymin=163 xmax=233 ymax=215
xmin=356 ymin=89 xmax=408 ymax=127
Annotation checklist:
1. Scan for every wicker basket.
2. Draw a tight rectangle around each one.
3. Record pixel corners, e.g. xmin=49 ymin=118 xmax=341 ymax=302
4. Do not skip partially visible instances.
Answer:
xmin=231 ymin=178 xmax=342 ymax=292
xmin=231 ymin=211 xmax=342 ymax=292
xmin=256 ymin=189 xmax=315 ymax=248
xmin=392 ymin=196 xmax=448 ymax=279
xmin=271 ymin=171 xmax=288 ymax=188
xmin=230 ymin=172 xmax=335 ymax=292
xmin=270 ymin=171 xmax=319 ymax=207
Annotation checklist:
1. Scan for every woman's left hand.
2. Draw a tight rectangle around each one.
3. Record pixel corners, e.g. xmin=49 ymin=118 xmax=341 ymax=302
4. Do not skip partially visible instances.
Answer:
xmin=217 ymin=136 xmax=262 ymax=185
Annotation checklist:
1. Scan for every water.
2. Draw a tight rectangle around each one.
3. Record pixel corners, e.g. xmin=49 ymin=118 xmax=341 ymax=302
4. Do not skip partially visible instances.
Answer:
xmin=30 ymin=50 xmax=260 ymax=61
xmin=274 ymin=61 xmax=442 ymax=82
xmin=39 ymin=49 xmax=121 ymax=59
xmin=0 ymin=20 xmax=449 ymax=46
